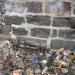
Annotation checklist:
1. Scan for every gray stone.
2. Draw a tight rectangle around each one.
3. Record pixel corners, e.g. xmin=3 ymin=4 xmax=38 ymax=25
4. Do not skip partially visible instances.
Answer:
xmin=59 ymin=30 xmax=75 ymax=39
xmin=64 ymin=41 xmax=75 ymax=49
xmin=50 ymin=40 xmax=65 ymax=49
xmin=24 ymin=2 xmax=42 ymax=13
xmin=17 ymin=37 xmax=47 ymax=47
xmin=4 ymin=16 xmax=25 ymax=25
xmin=59 ymin=30 xmax=71 ymax=38
xmin=53 ymin=17 xmax=71 ymax=27
xmin=31 ymin=28 xmax=50 ymax=38
xmin=50 ymin=39 xmax=75 ymax=49
xmin=52 ymin=29 xmax=57 ymax=37
xmin=27 ymin=15 xmax=50 ymax=26
xmin=13 ymin=28 xmax=28 ymax=35
xmin=67 ymin=17 xmax=75 ymax=28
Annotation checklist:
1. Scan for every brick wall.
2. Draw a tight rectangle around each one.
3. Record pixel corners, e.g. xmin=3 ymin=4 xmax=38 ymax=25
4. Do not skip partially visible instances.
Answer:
xmin=1 ymin=0 xmax=75 ymax=49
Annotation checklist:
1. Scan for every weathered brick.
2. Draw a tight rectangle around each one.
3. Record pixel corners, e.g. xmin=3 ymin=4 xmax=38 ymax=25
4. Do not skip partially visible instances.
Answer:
xmin=67 ymin=17 xmax=75 ymax=28
xmin=52 ymin=29 xmax=57 ymax=37
xmin=50 ymin=39 xmax=65 ymax=49
xmin=50 ymin=39 xmax=75 ymax=49
xmin=53 ymin=17 xmax=71 ymax=27
xmin=4 ymin=16 xmax=25 ymax=25
xmin=64 ymin=41 xmax=75 ymax=49
xmin=13 ymin=28 xmax=28 ymax=35
xmin=31 ymin=28 xmax=50 ymax=38
xmin=17 ymin=37 xmax=47 ymax=47
xmin=24 ymin=2 xmax=42 ymax=13
xmin=45 ymin=2 xmax=71 ymax=16
xmin=27 ymin=15 xmax=50 ymax=26
xmin=59 ymin=30 xmax=75 ymax=39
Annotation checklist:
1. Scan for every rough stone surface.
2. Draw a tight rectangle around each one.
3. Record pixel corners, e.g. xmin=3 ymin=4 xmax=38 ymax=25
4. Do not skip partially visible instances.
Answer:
xmin=13 ymin=28 xmax=28 ymax=35
xmin=67 ymin=17 xmax=75 ymax=28
xmin=52 ymin=29 xmax=57 ymax=37
xmin=27 ymin=15 xmax=50 ymax=26
xmin=24 ymin=2 xmax=42 ymax=13
xmin=64 ymin=41 xmax=75 ymax=49
xmin=31 ymin=28 xmax=50 ymax=38
xmin=17 ymin=37 xmax=47 ymax=47
xmin=4 ymin=16 xmax=25 ymax=25
xmin=50 ymin=39 xmax=75 ymax=49
xmin=53 ymin=17 xmax=71 ymax=27
xmin=59 ymin=30 xmax=75 ymax=39
xmin=50 ymin=40 xmax=65 ymax=49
